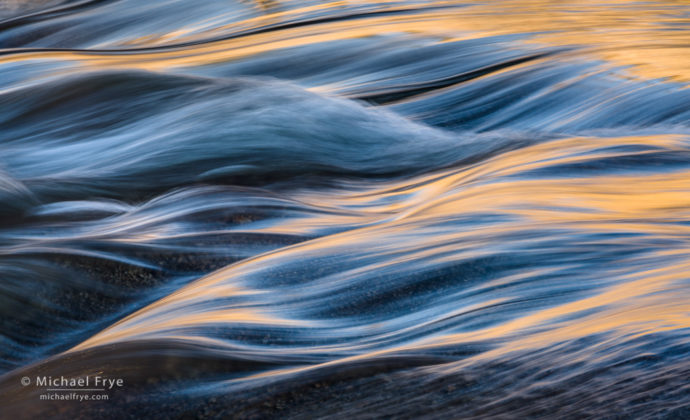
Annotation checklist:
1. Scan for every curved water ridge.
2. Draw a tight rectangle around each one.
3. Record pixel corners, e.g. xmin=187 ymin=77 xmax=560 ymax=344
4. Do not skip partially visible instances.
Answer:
xmin=0 ymin=1 xmax=689 ymax=419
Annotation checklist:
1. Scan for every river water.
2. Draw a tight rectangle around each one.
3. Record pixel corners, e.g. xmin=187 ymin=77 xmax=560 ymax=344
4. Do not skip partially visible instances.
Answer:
xmin=0 ymin=1 xmax=689 ymax=418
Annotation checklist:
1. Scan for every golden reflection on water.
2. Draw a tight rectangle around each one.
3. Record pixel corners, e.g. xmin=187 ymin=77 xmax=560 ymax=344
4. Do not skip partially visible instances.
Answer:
xmin=429 ymin=260 xmax=690 ymax=368
xmin=66 ymin=131 xmax=690 ymax=381
xmin=72 ymin=280 xmax=308 ymax=351
xmin=446 ymin=0 xmax=690 ymax=82
xmin=2 ymin=1 xmax=687 ymax=84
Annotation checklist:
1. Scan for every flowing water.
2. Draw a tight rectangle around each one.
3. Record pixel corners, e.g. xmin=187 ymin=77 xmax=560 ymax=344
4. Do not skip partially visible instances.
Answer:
xmin=0 ymin=0 xmax=689 ymax=418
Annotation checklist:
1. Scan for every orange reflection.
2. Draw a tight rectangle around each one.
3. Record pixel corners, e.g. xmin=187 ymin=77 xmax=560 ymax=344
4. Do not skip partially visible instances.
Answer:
xmin=3 ymin=1 xmax=686 ymax=83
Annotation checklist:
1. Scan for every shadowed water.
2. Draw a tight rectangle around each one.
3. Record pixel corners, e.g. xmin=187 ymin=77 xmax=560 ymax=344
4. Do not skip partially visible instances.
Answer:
xmin=0 ymin=1 xmax=689 ymax=418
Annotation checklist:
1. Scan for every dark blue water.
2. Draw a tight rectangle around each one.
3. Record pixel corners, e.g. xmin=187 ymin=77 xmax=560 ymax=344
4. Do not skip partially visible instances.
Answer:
xmin=0 ymin=1 xmax=689 ymax=418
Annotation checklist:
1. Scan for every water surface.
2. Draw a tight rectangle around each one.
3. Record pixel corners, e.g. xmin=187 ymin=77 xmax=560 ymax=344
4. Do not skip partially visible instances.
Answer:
xmin=0 ymin=1 xmax=689 ymax=418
